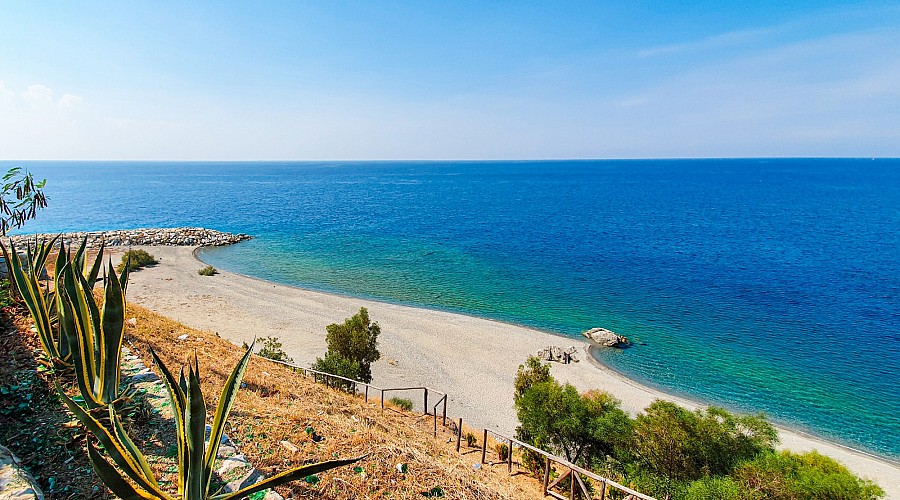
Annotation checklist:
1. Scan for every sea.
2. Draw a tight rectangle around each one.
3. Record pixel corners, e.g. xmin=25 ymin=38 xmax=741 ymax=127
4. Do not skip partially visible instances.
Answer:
xmin=11 ymin=159 xmax=900 ymax=459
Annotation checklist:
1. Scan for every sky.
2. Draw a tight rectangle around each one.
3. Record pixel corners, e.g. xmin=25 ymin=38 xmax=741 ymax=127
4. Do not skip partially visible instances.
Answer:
xmin=1 ymin=1 xmax=899 ymax=160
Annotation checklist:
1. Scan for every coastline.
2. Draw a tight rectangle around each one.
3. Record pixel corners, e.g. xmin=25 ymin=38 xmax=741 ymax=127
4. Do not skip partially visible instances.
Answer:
xmin=114 ymin=245 xmax=900 ymax=498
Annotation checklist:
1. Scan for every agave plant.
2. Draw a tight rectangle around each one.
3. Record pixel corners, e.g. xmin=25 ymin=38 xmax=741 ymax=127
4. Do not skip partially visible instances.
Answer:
xmin=2 ymin=236 xmax=107 ymax=369
xmin=60 ymin=344 xmax=363 ymax=499
xmin=56 ymin=255 xmax=132 ymax=409
xmin=2 ymin=236 xmax=69 ymax=366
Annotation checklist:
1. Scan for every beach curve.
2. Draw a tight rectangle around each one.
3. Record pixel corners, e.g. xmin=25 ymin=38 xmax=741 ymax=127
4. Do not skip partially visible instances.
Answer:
xmin=116 ymin=245 xmax=900 ymax=498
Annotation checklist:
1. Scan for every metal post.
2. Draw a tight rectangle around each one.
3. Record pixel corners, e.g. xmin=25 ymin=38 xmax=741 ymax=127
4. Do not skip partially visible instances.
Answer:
xmin=433 ymin=412 xmax=437 ymax=437
xmin=442 ymin=396 xmax=447 ymax=425
xmin=456 ymin=418 xmax=462 ymax=452
xmin=481 ymin=429 xmax=488 ymax=464
xmin=424 ymin=388 xmax=429 ymax=415
xmin=381 ymin=389 xmax=384 ymax=411
xmin=365 ymin=385 xmax=369 ymax=402
xmin=543 ymin=456 xmax=551 ymax=494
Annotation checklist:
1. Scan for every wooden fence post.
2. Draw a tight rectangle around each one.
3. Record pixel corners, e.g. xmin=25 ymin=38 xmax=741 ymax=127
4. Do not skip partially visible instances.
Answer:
xmin=365 ymin=385 xmax=369 ymax=402
xmin=599 ymin=480 xmax=607 ymax=500
xmin=508 ymin=438 xmax=513 ymax=474
xmin=442 ymin=397 xmax=447 ymax=425
xmin=381 ymin=389 xmax=384 ymax=411
xmin=481 ymin=429 xmax=488 ymax=464
xmin=424 ymin=388 xmax=429 ymax=415
xmin=543 ymin=456 xmax=551 ymax=494
xmin=569 ymin=467 xmax=575 ymax=499
xmin=456 ymin=418 xmax=462 ymax=452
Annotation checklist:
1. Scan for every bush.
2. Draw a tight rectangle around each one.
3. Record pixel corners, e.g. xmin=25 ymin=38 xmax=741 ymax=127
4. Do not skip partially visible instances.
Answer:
xmin=515 ymin=378 xmax=632 ymax=466
xmin=465 ymin=432 xmax=477 ymax=448
xmin=322 ymin=307 xmax=380 ymax=383
xmin=496 ymin=443 xmax=510 ymax=461
xmin=117 ymin=249 xmax=157 ymax=273
xmin=514 ymin=355 xmax=552 ymax=400
xmin=197 ymin=265 xmax=217 ymax=276
xmin=389 ymin=397 xmax=413 ymax=411
xmin=311 ymin=351 xmax=360 ymax=392
xmin=733 ymin=450 xmax=884 ymax=499
xmin=631 ymin=401 xmax=777 ymax=484
xmin=257 ymin=336 xmax=292 ymax=363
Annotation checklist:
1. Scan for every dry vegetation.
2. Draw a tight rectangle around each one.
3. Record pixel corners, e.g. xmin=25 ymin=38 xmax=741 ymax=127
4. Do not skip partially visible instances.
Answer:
xmin=122 ymin=302 xmax=545 ymax=499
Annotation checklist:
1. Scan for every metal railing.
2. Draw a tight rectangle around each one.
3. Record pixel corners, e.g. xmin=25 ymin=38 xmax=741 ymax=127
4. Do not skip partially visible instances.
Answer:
xmin=259 ymin=356 xmax=448 ymax=432
xmin=481 ymin=429 xmax=655 ymax=500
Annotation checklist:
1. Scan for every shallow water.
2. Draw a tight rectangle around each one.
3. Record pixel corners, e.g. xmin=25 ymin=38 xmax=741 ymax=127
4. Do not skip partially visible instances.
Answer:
xmin=17 ymin=159 xmax=900 ymax=458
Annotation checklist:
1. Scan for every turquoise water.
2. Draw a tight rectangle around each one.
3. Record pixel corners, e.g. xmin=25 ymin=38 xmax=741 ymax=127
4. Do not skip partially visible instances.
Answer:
xmin=16 ymin=159 xmax=900 ymax=458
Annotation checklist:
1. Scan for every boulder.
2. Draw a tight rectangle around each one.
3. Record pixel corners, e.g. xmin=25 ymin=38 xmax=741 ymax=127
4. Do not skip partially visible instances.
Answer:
xmin=583 ymin=327 xmax=629 ymax=348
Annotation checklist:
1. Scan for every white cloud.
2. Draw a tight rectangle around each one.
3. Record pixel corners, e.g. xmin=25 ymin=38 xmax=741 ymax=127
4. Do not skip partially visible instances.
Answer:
xmin=22 ymin=84 xmax=54 ymax=105
xmin=0 ymin=81 xmax=13 ymax=102
xmin=58 ymin=93 xmax=83 ymax=109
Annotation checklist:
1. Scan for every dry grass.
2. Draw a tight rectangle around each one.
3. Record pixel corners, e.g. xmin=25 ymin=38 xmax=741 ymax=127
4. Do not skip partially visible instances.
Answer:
xmin=123 ymin=302 xmax=545 ymax=499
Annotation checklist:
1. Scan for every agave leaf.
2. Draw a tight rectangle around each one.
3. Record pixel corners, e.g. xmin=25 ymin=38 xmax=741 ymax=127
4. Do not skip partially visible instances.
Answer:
xmin=73 ymin=236 xmax=88 ymax=274
xmin=100 ymin=261 xmax=126 ymax=403
xmin=58 ymin=263 xmax=102 ymax=408
xmin=56 ymin=386 xmax=168 ymax=497
xmin=185 ymin=357 xmax=207 ymax=499
xmin=0 ymin=241 xmax=17 ymax=296
xmin=86 ymin=440 xmax=162 ymax=500
xmin=203 ymin=342 xmax=254 ymax=492
xmin=150 ymin=348 xmax=188 ymax=496
xmin=215 ymin=457 xmax=365 ymax=500
xmin=86 ymin=240 xmax=105 ymax=287
xmin=109 ymin=406 xmax=162 ymax=492
xmin=6 ymin=241 xmax=57 ymax=359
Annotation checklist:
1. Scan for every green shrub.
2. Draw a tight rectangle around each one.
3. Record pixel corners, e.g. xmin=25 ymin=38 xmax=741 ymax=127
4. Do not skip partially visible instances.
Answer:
xmin=733 ymin=450 xmax=884 ymax=499
xmin=496 ymin=443 xmax=510 ymax=461
xmin=197 ymin=265 xmax=217 ymax=276
xmin=257 ymin=336 xmax=293 ymax=363
xmin=465 ymin=432 xmax=477 ymax=448
xmin=631 ymin=401 xmax=777 ymax=484
xmin=389 ymin=397 xmax=413 ymax=411
xmin=682 ymin=476 xmax=743 ymax=500
xmin=322 ymin=307 xmax=381 ymax=383
xmin=117 ymin=249 xmax=157 ymax=273
xmin=515 ymin=378 xmax=632 ymax=466
xmin=514 ymin=355 xmax=552 ymax=400
xmin=311 ymin=351 xmax=361 ymax=392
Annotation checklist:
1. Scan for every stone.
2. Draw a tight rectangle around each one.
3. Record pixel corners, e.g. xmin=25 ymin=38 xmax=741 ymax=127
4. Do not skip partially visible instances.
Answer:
xmin=583 ymin=327 xmax=629 ymax=348
xmin=279 ymin=440 xmax=299 ymax=453
xmin=0 ymin=445 xmax=44 ymax=499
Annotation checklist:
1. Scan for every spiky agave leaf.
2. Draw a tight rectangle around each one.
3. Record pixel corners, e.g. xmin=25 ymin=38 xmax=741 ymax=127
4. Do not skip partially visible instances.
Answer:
xmin=57 ymin=257 xmax=129 ymax=409
xmin=57 ymin=386 xmax=168 ymax=498
xmin=214 ymin=457 xmax=365 ymax=500
xmin=2 ymin=240 xmax=66 ymax=365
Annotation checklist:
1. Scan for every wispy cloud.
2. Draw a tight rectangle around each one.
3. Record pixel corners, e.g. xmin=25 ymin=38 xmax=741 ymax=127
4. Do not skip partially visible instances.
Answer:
xmin=637 ymin=27 xmax=777 ymax=58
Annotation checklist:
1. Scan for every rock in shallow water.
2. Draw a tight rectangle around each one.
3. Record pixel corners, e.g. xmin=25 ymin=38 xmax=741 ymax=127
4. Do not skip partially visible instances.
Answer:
xmin=583 ymin=327 xmax=629 ymax=348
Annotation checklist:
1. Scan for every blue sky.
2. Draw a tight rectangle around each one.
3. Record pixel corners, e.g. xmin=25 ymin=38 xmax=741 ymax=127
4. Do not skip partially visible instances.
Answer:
xmin=2 ymin=1 xmax=899 ymax=159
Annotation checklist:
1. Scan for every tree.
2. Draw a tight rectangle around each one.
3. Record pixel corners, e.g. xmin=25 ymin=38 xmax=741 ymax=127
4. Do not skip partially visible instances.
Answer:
xmin=514 ymin=355 xmax=552 ymax=400
xmin=316 ymin=307 xmax=381 ymax=383
xmin=733 ymin=450 xmax=884 ymax=499
xmin=515 ymin=377 xmax=632 ymax=466
xmin=631 ymin=400 xmax=778 ymax=492
xmin=0 ymin=167 xmax=47 ymax=236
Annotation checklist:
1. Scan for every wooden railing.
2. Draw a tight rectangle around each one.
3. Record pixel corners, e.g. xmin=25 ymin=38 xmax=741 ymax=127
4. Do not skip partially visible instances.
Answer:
xmin=481 ymin=429 xmax=655 ymax=500
xmin=258 ymin=355 xmax=653 ymax=500
xmin=259 ymin=356 xmax=448 ymax=434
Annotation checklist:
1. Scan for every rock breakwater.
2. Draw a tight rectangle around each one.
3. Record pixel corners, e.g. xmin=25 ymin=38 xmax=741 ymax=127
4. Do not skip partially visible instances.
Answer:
xmin=6 ymin=227 xmax=251 ymax=248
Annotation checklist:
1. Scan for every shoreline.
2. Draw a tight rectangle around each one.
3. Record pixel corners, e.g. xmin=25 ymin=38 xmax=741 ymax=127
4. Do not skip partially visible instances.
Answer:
xmin=114 ymin=244 xmax=899 ymax=497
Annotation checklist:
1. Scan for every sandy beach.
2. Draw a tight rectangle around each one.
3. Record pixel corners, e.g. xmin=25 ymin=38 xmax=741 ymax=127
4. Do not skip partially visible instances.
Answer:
xmin=119 ymin=245 xmax=900 ymax=498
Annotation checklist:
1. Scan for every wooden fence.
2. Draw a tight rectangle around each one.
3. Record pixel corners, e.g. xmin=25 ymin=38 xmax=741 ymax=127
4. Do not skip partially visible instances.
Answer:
xmin=259 ymin=355 xmax=654 ymax=500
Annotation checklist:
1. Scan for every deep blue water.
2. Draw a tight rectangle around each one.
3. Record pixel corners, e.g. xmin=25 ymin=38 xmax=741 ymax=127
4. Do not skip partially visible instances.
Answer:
xmin=13 ymin=159 xmax=900 ymax=458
